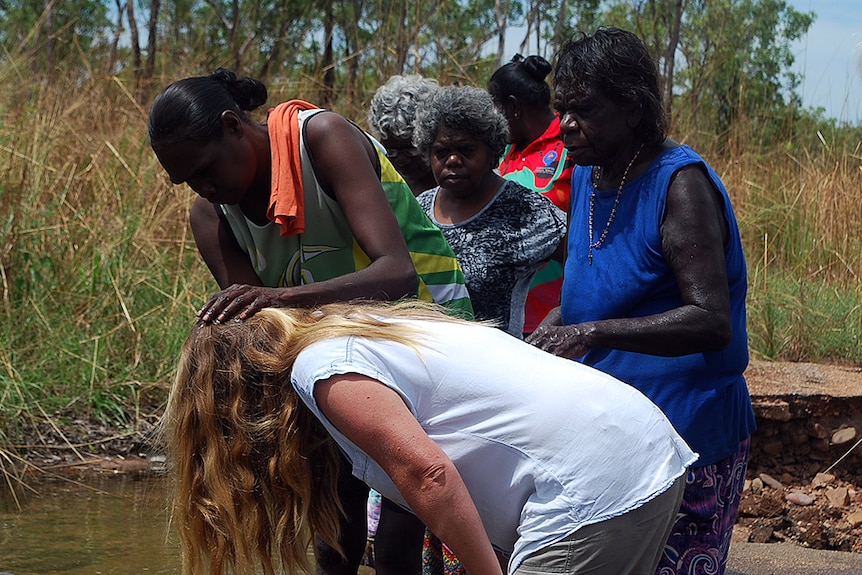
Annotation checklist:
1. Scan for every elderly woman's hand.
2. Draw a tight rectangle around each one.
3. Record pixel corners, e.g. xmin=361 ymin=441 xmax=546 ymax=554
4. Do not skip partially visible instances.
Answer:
xmin=198 ymin=284 xmax=284 ymax=324
xmin=527 ymin=324 xmax=590 ymax=359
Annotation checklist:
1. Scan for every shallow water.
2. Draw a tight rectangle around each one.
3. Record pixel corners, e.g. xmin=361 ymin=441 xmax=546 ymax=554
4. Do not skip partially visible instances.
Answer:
xmin=0 ymin=474 xmax=180 ymax=575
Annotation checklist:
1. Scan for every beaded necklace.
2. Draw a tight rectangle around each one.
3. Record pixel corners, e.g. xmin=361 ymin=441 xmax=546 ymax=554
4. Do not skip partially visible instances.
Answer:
xmin=588 ymin=142 xmax=644 ymax=265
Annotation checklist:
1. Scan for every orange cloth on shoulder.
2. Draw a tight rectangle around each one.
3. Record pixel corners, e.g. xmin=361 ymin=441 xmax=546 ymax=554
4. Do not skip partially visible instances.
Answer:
xmin=266 ymin=100 xmax=320 ymax=236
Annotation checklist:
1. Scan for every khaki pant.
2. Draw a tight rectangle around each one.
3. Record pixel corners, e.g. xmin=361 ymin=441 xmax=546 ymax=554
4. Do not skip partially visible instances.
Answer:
xmin=513 ymin=475 xmax=686 ymax=575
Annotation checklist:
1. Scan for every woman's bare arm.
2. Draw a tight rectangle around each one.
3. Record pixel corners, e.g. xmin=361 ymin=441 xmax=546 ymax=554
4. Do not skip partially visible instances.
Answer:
xmin=314 ymin=373 xmax=504 ymax=575
xmin=190 ymin=196 xmax=263 ymax=289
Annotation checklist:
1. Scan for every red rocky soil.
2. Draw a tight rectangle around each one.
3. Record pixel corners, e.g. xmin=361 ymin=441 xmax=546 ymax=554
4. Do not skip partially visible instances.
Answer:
xmin=7 ymin=360 xmax=862 ymax=553
xmin=739 ymin=360 xmax=862 ymax=553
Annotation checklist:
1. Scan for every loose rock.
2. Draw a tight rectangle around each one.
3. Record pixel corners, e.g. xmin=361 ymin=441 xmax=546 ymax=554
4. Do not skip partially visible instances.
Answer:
xmin=786 ymin=491 xmax=815 ymax=506
xmin=759 ymin=472 xmax=784 ymax=490
xmin=831 ymin=426 xmax=857 ymax=445
xmin=826 ymin=487 xmax=850 ymax=508
xmin=810 ymin=471 xmax=836 ymax=487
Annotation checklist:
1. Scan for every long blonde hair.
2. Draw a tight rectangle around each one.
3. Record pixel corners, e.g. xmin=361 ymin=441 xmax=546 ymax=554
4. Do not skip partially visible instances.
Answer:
xmin=162 ymin=300 xmax=471 ymax=575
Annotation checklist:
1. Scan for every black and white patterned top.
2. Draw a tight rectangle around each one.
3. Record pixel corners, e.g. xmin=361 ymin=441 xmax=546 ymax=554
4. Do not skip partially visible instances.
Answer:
xmin=417 ymin=180 xmax=567 ymax=336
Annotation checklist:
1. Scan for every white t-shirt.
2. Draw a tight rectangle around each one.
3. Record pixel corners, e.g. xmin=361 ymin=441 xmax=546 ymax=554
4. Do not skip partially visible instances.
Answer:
xmin=291 ymin=319 xmax=697 ymax=572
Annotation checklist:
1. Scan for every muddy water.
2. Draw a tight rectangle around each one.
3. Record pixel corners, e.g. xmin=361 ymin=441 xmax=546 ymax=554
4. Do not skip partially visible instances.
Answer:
xmin=0 ymin=475 xmax=180 ymax=575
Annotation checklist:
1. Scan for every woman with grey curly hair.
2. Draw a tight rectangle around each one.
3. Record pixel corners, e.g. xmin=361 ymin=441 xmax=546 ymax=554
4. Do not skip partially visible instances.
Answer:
xmin=412 ymin=85 xmax=509 ymax=163
xmin=414 ymin=84 xmax=566 ymax=337
xmin=368 ymin=75 xmax=440 ymax=195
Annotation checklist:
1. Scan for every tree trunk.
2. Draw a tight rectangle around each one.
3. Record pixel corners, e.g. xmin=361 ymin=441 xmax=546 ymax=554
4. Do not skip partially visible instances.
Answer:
xmin=144 ymin=0 xmax=161 ymax=85
xmin=519 ymin=0 xmax=543 ymax=55
xmin=553 ymin=0 xmax=568 ymax=53
xmin=495 ymin=0 xmax=508 ymax=66
xmin=107 ymin=0 xmax=125 ymax=74
xmin=259 ymin=0 xmax=291 ymax=77
xmin=43 ymin=0 xmax=55 ymax=81
xmin=663 ymin=0 xmax=684 ymax=125
xmin=320 ymin=0 xmax=335 ymax=107
xmin=345 ymin=0 xmax=363 ymax=109
xmin=127 ymin=0 xmax=142 ymax=84
xmin=394 ymin=0 xmax=409 ymax=75
xmin=230 ymin=0 xmax=241 ymax=71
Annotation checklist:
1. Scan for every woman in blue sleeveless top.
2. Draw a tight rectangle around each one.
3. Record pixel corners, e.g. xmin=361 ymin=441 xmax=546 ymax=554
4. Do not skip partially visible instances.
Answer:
xmin=528 ymin=27 xmax=756 ymax=575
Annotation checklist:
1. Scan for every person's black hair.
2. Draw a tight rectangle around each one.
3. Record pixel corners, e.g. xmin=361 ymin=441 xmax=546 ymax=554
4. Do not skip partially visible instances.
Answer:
xmin=148 ymin=68 xmax=268 ymax=146
xmin=554 ymin=27 xmax=667 ymax=144
xmin=487 ymin=54 xmax=552 ymax=108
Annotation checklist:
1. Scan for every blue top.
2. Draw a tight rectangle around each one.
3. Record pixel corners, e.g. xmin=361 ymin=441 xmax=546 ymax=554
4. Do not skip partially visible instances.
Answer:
xmin=560 ymin=145 xmax=756 ymax=465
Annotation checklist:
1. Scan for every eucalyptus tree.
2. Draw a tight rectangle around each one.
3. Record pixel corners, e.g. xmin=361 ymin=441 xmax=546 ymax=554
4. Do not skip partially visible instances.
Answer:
xmin=0 ymin=0 xmax=110 ymax=79
xmin=420 ymin=0 xmax=502 ymax=82
xmin=315 ymin=0 xmax=508 ymax=111
xmin=673 ymin=0 xmax=813 ymax=141
xmin=195 ymin=0 xmax=318 ymax=74
xmin=0 ymin=0 xmax=818 ymax=137
xmin=141 ymin=0 xmax=317 ymax=79
xmin=556 ymin=0 xmax=813 ymax=142
xmin=344 ymin=0 xmax=507 ymax=87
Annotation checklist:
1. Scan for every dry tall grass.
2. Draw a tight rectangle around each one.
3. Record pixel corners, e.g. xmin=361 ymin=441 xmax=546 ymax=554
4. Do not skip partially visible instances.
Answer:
xmin=714 ymin=127 xmax=862 ymax=363
xmin=0 ymin=70 xmax=211 ymax=431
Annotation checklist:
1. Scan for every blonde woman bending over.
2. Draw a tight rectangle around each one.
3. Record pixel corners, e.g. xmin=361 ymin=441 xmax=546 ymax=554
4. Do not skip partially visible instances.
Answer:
xmin=163 ymin=301 xmax=697 ymax=575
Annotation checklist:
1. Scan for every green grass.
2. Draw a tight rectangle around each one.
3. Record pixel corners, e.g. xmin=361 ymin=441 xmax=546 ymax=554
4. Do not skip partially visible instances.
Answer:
xmin=747 ymin=272 xmax=862 ymax=364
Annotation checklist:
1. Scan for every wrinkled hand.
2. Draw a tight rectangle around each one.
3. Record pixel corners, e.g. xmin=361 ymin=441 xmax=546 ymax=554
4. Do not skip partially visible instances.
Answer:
xmin=526 ymin=324 xmax=589 ymax=359
xmin=198 ymin=284 xmax=282 ymax=324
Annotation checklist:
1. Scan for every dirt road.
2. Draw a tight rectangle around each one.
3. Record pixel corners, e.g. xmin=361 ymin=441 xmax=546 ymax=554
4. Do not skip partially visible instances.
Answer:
xmin=728 ymin=529 xmax=862 ymax=574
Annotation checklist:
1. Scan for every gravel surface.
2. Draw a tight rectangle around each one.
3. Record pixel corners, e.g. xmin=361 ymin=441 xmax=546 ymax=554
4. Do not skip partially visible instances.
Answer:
xmin=739 ymin=360 xmax=862 ymax=553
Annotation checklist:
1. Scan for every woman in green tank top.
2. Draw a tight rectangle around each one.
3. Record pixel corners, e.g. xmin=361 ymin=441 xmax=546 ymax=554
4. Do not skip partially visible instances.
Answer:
xmin=149 ymin=68 xmax=473 ymax=575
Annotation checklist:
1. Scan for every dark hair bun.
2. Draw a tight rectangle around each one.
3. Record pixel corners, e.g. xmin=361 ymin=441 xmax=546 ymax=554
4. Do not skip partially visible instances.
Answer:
xmin=209 ymin=68 xmax=268 ymax=111
xmin=522 ymin=55 xmax=552 ymax=82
